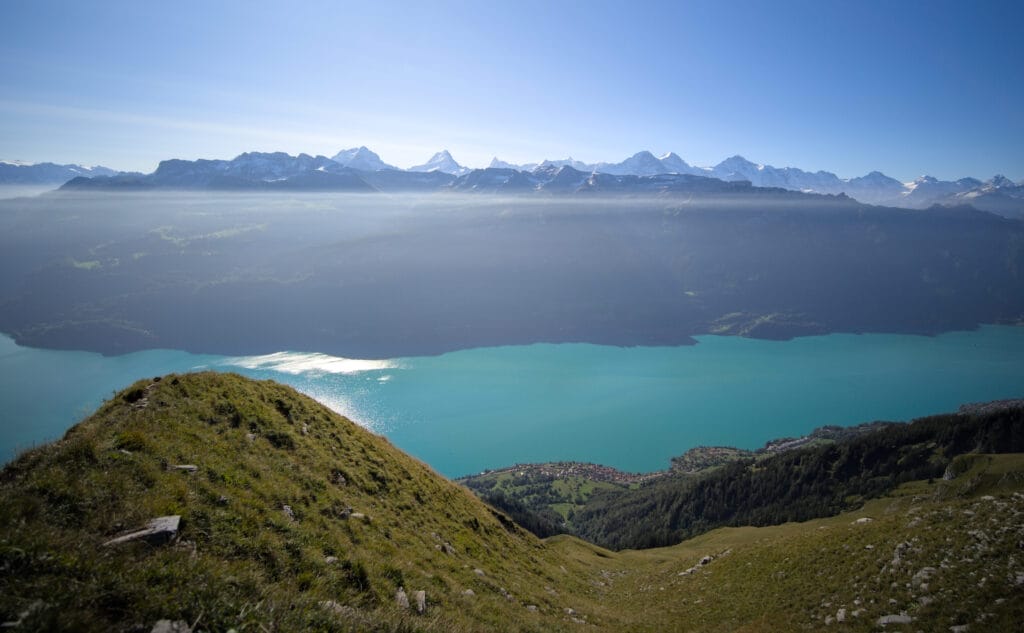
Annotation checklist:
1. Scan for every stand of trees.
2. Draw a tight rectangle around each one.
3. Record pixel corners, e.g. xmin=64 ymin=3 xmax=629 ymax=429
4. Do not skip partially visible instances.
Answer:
xmin=568 ymin=407 xmax=1024 ymax=550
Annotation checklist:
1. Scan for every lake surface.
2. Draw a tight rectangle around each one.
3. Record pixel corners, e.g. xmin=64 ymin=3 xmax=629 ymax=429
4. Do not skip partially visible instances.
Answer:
xmin=2 ymin=326 xmax=1023 ymax=477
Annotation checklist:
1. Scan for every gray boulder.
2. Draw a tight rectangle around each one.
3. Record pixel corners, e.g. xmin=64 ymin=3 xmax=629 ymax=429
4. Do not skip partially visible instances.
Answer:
xmin=150 ymin=620 xmax=191 ymax=633
xmin=395 ymin=587 xmax=409 ymax=610
xmin=103 ymin=516 xmax=181 ymax=547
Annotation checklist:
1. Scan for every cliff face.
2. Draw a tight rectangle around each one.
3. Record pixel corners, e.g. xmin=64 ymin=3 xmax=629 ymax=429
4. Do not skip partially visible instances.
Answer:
xmin=2 ymin=373 xmax=1023 ymax=632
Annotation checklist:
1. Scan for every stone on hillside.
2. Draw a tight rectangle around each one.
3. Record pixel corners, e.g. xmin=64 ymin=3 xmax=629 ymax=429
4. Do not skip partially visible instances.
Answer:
xmin=836 ymin=608 xmax=846 ymax=623
xmin=911 ymin=567 xmax=936 ymax=588
xmin=852 ymin=517 xmax=873 ymax=525
xmin=891 ymin=541 xmax=912 ymax=566
xmin=462 ymin=589 xmax=475 ymax=597
xmin=414 ymin=590 xmax=426 ymax=614
xmin=950 ymin=626 xmax=969 ymax=633
xmin=395 ymin=587 xmax=409 ymax=610
xmin=324 ymin=556 xmax=338 ymax=564
xmin=103 ymin=516 xmax=181 ymax=547
xmin=282 ymin=505 xmax=295 ymax=521
xmin=699 ymin=555 xmax=713 ymax=565
xmin=350 ymin=512 xmax=367 ymax=521
xmin=877 ymin=613 xmax=913 ymax=626
xmin=474 ymin=568 xmax=485 ymax=576
xmin=442 ymin=542 xmax=456 ymax=555
xmin=150 ymin=620 xmax=191 ymax=633
xmin=170 ymin=464 xmax=198 ymax=473
xmin=526 ymin=604 xmax=538 ymax=612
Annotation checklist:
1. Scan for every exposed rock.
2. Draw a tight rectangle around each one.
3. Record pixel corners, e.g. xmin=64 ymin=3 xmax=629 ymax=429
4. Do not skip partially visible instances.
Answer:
xmin=324 ymin=556 xmax=338 ymax=564
xmin=350 ymin=512 xmax=367 ymax=521
xmin=473 ymin=568 xmax=486 ymax=577
xmin=950 ymin=626 xmax=969 ymax=633
xmin=699 ymin=555 xmax=713 ymax=566
xmin=911 ymin=567 xmax=937 ymax=588
xmin=103 ymin=516 xmax=181 ymax=547
xmin=395 ymin=587 xmax=409 ymax=610
xmin=414 ymin=590 xmax=426 ymax=614
xmin=150 ymin=620 xmax=191 ymax=633
xmin=891 ymin=541 xmax=912 ymax=567
xmin=462 ymin=589 xmax=475 ymax=597
xmin=282 ymin=505 xmax=295 ymax=521
xmin=853 ymin=517 xmax=873 ymax=525
xmin=442 ymin=542 xmax=456 ymax=555
xmin=526 ymin=604 xmax=538 ymax=612
xmin=169 ymin=464 xmax=198 ymax=473
xmin=877 ymin=613 xmax=913 ymax=626
xmin=836 ymin=608 xmax=846 ymax=623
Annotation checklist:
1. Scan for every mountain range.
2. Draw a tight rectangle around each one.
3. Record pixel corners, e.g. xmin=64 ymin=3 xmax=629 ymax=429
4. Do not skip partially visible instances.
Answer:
xmin=9 ymin=148 xmax=1023 ymax=217
xmin=0 ymin=160 xmax=120 ymax=184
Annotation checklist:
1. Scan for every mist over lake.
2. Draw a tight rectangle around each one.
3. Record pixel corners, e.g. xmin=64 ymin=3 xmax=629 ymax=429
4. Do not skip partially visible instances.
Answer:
xmin=3 ymin=326 xmax=1023 ymax=477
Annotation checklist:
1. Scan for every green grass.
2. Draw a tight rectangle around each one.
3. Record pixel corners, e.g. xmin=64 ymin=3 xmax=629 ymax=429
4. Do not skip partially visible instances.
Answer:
xmin=2 ymin=373 xmax=1022 ymax=632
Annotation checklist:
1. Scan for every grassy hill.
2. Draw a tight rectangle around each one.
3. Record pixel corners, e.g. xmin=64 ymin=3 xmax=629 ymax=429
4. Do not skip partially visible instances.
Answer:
xmin=2 ymin=373 xmax=1023 ymax=631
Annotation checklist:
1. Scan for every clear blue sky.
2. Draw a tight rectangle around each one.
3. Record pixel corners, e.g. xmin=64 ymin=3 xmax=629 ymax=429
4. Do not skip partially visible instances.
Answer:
xmin=1 ymin=0 xmax=1021 ymax=181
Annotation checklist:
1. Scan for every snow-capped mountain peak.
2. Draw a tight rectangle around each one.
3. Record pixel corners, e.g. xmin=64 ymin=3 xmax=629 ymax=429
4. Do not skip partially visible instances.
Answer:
xmin=409 ymin=150 xmax=468 ymax=176
xmin=988 ymin=175 xmax=1015 ymax=189
xmin=489 ymin=157 xmax=518 ymax=169
xmin=658 ymin=152 xmax=698 ymax=175
xmin=331 ymin=146 xmax=396 ymax=171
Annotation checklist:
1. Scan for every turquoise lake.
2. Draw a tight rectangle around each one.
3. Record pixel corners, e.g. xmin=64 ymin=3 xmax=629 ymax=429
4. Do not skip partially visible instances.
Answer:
xmin=2 ymin=326 xmax=1023 ymax=478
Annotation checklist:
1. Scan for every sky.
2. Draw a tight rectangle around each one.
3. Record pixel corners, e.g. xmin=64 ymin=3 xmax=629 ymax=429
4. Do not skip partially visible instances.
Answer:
xmin=0 ymin=0 xmax=1021 ymax=182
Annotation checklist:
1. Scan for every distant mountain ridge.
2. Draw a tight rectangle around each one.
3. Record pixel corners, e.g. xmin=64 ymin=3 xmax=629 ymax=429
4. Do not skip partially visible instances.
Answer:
xmin=49 ymin=148 xmax=1024 ymax=217
xmin=0 ymin=160 xmax=120 ymax=185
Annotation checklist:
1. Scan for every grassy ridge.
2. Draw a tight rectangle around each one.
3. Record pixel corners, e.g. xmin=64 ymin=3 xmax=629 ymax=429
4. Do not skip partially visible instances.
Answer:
xmin=0 ymin=373 xmax=611 ymax=632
